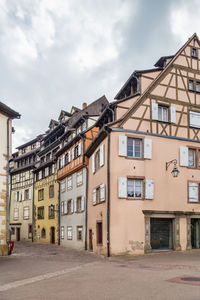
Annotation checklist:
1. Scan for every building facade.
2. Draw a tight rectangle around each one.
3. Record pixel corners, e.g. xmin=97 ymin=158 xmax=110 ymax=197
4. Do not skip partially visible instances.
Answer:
xmin=0 ymin=102 xmax=20 ymax=255
xmin=9 ymin=138 xmax=40 ymax=242
xmin=86 ymin=33 xmax=200 ymax=256
xmin=57 ymin=97 xmax=108 ymax=249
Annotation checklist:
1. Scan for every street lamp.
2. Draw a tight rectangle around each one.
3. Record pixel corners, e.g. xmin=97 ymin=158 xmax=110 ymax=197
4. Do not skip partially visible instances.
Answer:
xmin=166 ymin=159 xmax=180 ymax=178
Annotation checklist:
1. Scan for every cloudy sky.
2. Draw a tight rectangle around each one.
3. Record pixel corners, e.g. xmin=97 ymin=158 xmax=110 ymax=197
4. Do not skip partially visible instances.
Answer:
xmin=0 ymin=0 xmax=199 ymax=150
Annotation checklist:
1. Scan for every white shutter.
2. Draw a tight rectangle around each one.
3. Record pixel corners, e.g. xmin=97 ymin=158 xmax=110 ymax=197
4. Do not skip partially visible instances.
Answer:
xmin=29 ymin=188 xmax=31 ymax=200
xmin=74 ymin=199 xmax=77 ymax=212
xmin=152 ymin=103 xmax=158 ymax=120
xmin=170 ymin=106 xmax=176 ymax=123
xmin=22 ymin=190 xmax=25 ymax=201
xmin=78 ymin=143 xmax=81 ymax=156
xmin=189 ymin=111 xmax=200 ymax=128
xmin=118 ymin=135 xmax=127 ymax=157
xmin=61 ymin=202 xmax=64 ymax=214
xmin=100 ymin=144 xmax=104 ymax=167
xmin=189 ymin=182 xmax=198 ymax=202
xmin=71 ymin=200 xmax=74 ymax=213
xmin=52 ymin=164 xmax=55 ymax=173
xmin=92 ymin=154 xmax=95 ymax=173
xmin=81 ymin=196 xmax=85 ymax=211
xmin=39 ymin=171 xmax=42 ymax=180
xmin=93 ymin=189 xmax=96 ymax=205
xmin=68 ymin=151 xmax=71 ymax=163
xmin=64 ymin=201 xmax=67 ymax=214
xmin=180 ymin=146 xmax=188 ymax=167
xmin=72 ymin=148 xmax=75 ymax=160
xmin=118 ymin=177 xmax=127 ymax=198
xmin=100 ymin=184 xmax=105 ymax=201
xmin=145 ymin=179 xmax=154 ymax=200
xmin=45 ymin=167 xmax=49 ymax=177
xmin=144 ymin=139 xmax=152 ymax=159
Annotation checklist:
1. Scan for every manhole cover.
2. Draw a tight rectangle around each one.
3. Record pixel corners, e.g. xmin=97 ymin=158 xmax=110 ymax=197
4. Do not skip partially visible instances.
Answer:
xmin=181 ymin=277 xmax=200 ymax=282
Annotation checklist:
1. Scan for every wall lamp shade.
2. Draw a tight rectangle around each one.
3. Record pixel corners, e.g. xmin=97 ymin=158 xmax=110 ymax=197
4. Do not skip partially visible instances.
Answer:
xmin=166 ymin=159 xmax=180 ymax=178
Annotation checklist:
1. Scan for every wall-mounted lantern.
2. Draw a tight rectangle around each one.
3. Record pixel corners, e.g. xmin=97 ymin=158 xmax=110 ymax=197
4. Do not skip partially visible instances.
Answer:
xmin=166 ymin=159 xmax=180 ymax=178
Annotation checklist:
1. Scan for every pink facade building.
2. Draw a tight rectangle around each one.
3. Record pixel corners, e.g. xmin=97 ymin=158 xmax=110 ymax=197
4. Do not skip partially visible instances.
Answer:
xmin=86 ymin=33 xmax=200 ymax=256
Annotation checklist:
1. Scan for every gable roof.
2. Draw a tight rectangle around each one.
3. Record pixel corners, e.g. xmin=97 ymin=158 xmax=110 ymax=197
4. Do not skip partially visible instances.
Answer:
xmin=114 ymin=32 xmax=199 ymax=127
xmin=0 ymin=101 xmax=20 ymax=119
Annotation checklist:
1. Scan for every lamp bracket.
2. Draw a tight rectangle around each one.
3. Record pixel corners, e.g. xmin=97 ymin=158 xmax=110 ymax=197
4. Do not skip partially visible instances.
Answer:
xmin=166 ymin=159 xmax=177 ymax=171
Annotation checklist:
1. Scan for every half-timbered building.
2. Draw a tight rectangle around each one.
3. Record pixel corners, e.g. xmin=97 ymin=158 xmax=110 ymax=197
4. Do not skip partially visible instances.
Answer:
xmin=86 ymin=33 xmax=200 ymax=256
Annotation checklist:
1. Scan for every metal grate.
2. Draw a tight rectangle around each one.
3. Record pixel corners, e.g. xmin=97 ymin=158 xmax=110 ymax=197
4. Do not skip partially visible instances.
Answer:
xmin=181 ymin=277 xmax=200 ymax=282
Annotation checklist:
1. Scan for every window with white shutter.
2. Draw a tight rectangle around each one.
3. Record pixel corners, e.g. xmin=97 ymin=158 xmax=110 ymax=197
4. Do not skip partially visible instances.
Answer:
xmin=188 ymin=182 xmax=199 ymax=202
xmin=145 ymin=179 xmax=154 ymax=200
xmin=180 ymin=146 xmax=188 ymax=167
xmin=93 ymin=189 xmax=96 ymax=205
xmin=100 ymin=144 xmax=104 ymax=167
xmin=81 ymin=196 xmax=85 ymax=211
xmin=74 ymin=198 xmax=77 ymax=212
xmin=92 ymin=154 xmax=95 ymax=173
xmin=144 ymin=139 xmax=152 ymax=159
xmin=152 ymin=103 xmax=158 ymax=120
xmin=100 ymin=184 xmax=105 ymax=202
xmin=118 ymin=177 xmax=127 ymax=198
xmin=78 ymin=143 xmax=81 ymax=156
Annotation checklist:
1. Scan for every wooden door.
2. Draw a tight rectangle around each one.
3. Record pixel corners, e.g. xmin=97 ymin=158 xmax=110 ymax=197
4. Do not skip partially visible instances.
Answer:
xmin=89 ymin=229 xmax=93 ymax=251
xmin=50 ymin=227 xmax=55 ymax=244
xmin=16 ymin=228 xmax=20 ymax=241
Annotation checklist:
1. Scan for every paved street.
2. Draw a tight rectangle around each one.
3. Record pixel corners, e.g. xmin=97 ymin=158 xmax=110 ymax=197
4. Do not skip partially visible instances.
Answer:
xmin=0 ymin=243 xmax=200 ymax=300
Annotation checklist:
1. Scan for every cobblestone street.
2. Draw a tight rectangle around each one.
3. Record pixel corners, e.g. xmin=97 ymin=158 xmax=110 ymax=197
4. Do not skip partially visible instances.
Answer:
xmin=0 ymin=242 xmax=200 ymax=299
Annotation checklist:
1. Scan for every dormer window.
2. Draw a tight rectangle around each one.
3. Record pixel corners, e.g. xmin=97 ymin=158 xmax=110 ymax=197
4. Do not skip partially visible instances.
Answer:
xmin=192 ymin=47 xmax=198 ymax=58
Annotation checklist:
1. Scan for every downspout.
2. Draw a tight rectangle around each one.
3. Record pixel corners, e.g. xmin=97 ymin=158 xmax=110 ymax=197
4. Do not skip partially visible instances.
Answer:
xmin=6 ymin=118 xmax=11 ymax=244
xmin=80 ymin=133 xmax=88 ymax=250
xmin=58 ymin=179 xmax=60 ymax=246
xmin=106 ymin=129 xmax=111 ymax=257
xmin=32 ymin=174 xmax=35 ymax=242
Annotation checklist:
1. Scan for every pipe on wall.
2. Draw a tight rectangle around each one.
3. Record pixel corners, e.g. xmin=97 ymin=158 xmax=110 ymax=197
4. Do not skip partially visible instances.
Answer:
xmin=6 ymin=118 xmax=11 ymax=244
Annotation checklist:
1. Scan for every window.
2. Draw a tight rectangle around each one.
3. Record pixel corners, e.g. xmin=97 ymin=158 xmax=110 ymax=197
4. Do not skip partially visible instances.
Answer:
xmin=158 ymin=105 xmax=169 ymax=122
xmin=77 ymin=170 xmax=83 ymax=186
xmin=67 ymin=199 xmax=73 ymax=214
xmin=41 ymin=228 xmax=46 ymax=238
xmin=11 ymin=227 xmax=15 ymax=235
xmin=127 ymin=138 xmax=142 ymax=158
xmin=93 ymin=184 xmax=105 ymax=205
xmin=65 ymin=152 xmax=70 ymax=165
xmin=192 ymin=47 xmax=198 ymax=58
xmin=67 ymin=176 xmax=72 ymax=190
xmin=96 ymin=222 xmax=102 ymax=245
xmin=48 ymin=205 xmax=55 ymax=219
xmin=77 ymin=226 xmax=83 ymax=241
xmin=16 ymin=191 xmax=20 ymax=202
xmin=60 ymin=180 xmax=66 ymax=193
xmin=67 ymin=226 xmax=73 ymax=240
xmin=188 ymin=149 xmax=196 ymax=168
xmin=127 ymin=179 xmax=143 ymax=198
xmin=189 ymin=79 xmax=194 ymax=91
xmin=74 ymin=145 xmax=79 ymax=159
xmin=95 ymin=150 xmax=100 ymax=171
xmin=49 ymin=185 xmax=54 ymax=198
xmin=38 ymin=206 xmax=44 ymax=219
xmin=46 ymin=153 xmax=51 ymax=161
xmin=24 ymin=189 xmax=29 ymax=200
xmin=189 ymin=111 xmax=200 ymax=128
xmin=14 ymin=208 xmax=19 ymax=220
xmin=77 ymin=197 xmax=82 ymax=212
xmin=61 ymin=226 xmax=64 ymax=239
xmin=23 ymin=207 xmax=29 ymax=220
xmin=16 ymin=174 xmax=20 ymax=183
xmin=38 ymin=189 xmax=44 ymax=201
xmin=196 ymin=82 xmax=200 ymax=93
xmin=188 ymin=182 xmax=200 ymax=203
xmin=25 ymin=172 xmax=29 ymax=180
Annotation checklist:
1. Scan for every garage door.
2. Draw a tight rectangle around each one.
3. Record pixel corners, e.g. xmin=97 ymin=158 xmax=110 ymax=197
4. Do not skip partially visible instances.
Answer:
xmin=150 ymin=218 xmax=173 ymax=250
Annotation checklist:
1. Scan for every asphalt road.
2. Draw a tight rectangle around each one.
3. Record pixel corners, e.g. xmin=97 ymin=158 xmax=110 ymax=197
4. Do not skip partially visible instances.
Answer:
xmin=0 ymin=242 xmax=200 ymax=300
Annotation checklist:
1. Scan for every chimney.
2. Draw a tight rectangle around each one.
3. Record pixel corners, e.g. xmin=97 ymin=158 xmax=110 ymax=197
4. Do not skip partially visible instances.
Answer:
xmin=82 ymin=102 xmax=87 ymax=110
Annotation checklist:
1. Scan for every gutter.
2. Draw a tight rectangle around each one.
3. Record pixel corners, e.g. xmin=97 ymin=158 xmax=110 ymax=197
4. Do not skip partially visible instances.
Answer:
xmin=6 ymin=118 xmax=11 ymax=244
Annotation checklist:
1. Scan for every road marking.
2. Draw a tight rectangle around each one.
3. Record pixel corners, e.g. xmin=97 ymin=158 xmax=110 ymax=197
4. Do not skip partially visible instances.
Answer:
xmin=0 ymin=262 xmax=98 ymax=292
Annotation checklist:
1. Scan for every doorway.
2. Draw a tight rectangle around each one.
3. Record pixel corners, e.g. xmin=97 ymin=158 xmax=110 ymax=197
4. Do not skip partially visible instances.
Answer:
xmin=16 ymin=228 xmax=20 ymax=241
xmin=191 ymin=219 xmax=200 ymax=249
xmin=50 ymin=227 xmax=55 ymax=244
xmin=150 ymin=218 xmax=173 ymax=250
xmin=89 ymin=229 xmax=93 ymax=251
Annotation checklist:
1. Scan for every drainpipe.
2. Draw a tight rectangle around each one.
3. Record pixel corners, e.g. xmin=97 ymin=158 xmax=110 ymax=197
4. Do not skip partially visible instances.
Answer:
xmin=32 ymin=171 xmax=35 ymax=243
xmin=80 ymin=133 xmax=88 ymax=250
xmin=58 ymin=180 xmax=60 ymax=246
xmin=106 ymin=130 xmax=111 ymax=257
xmin=6 ymin=118 xmax=11 ymax=244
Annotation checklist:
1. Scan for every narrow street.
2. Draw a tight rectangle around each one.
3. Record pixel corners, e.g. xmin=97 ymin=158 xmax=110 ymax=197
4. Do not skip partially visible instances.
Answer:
xmin=0 ymin=242 xmax=200 ymax=299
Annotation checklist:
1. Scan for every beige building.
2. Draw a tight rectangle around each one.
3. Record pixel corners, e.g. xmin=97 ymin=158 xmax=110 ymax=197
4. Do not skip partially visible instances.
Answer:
xmin=0 ymin=102 xmax=20 ymax=255
xmin=9 ymin=137 xmax=41 ymax=242
xmin=86 ymin=33 xmax=200 ymax=256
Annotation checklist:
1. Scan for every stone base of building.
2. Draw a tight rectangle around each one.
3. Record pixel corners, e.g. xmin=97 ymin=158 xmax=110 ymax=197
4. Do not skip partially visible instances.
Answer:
xmin=0 ymin=244 xmax=8 ymax=256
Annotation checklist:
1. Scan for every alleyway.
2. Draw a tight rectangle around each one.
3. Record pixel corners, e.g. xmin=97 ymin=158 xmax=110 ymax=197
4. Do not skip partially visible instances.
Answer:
xmin=0 ymin=242 xmax=200 ymax=299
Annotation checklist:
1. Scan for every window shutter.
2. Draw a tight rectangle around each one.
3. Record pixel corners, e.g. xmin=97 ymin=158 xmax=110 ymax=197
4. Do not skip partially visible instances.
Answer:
xmin=68 ymin=151 xmax=71 ymax=162
xmin=61 ymin=202 xmax=64 ymax=214
xmin=72 ymin=148 xmax=75 ymax=160
xmin=22 ymin=190 xmax=25 ymax=201
xmin=189 ymin=182 xmax=198 ymax=202
xmin=45 ymin=167 xmax=49 ymax=177
xmin=93 ymin=189 xmax=96 ymax=205
xmin=81 ymin=196 xmax=85 ymax=211
xmin=52 ymin=164 xmax=55 ymax=173
xmin=180 ymin=146 xmax=188 ymax=166
xmin=189 ymin=111 xmax=200 ymax=128
xmin=64 ymin=201 xmax=67 ymax=214
xmin=92 ymin=154 xmax=95 ymax=173
xmin=29 ymin=188 xmax=31 ymax=199
xmin=71 ymin=200 xmax=74 ymax=213
xmin=144 ymin=139 xmax=152 ymax=159
xmin=152 ymin=103 xmax=158 ymax=120
xmin=74 ymin=199 xmax=77 ymax=212
xmin=170 ymin=106 xmax=176 ymax=123
xmin=100 ymin=184 xmax=105 ymax=201
xmin=118 ymin=135 xmax=127 ymax=156
xmin=100 ymin=144 xmax=104 ymax=167
xmin=78 ymin=143 xmax=81 ymax=156
xmin=145 ymin=179 xmax=154 ymax=200
xmin=118 ymin=177 xmax=127 ymax=198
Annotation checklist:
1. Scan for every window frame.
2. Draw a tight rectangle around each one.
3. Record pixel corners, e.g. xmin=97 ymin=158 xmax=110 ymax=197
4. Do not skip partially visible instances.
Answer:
xmin=127 ymin=177 xmax=144 ymax=200
xmin=77 ymin=226 xmax=83 ymax=241
xmin=127 ymin=137 xmax=143 ymax=159
xmin=158 ymin=104 xmax=169 ymax=123
xmin=38 ymin=206 xmax=44 ymax=219
xmin=188 ymin=180 xmax=200 ymax=203
xmin=23 ymin=206 xmax=30 ymax=220
xmin=48 ymin=205 xmax=55 ymax=219
xmin=191 ymin=47 xmax=198 ymax=59
xmin=76 ymin=170 xmax=83 ymax=187
xmin=67 ymin=226 xmax=73 ymax=240
xmin=187 ymin=146 xmax=200 ymax=169
xmin=67 ymin=176 xmax=72 ymax=190
xmin=38 ymin=189 xmax=44 ymax=201
xmin=49 ymin=185 xmax=54 ymax=198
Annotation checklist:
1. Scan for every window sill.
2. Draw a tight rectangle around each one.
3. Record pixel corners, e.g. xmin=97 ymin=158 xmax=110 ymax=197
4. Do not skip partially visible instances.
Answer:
xmin=188 ymin=201 xmax=200 ymax=204
xmin=93 ymin=200 xmax=106 ymax=206
xmin=126 ymin=156 xmax=144 ymax=160
xmin=127 ymin=197 xmax=144 ymax=201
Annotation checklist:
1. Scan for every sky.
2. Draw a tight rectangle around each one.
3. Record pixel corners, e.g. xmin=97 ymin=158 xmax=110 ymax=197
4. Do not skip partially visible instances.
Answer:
xmin=0 ymin=0 xmax=199 ymax=150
